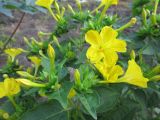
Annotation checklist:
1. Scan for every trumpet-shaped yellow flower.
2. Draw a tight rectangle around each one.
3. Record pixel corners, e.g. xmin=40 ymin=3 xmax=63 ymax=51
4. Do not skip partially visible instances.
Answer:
xmin=85 ymin=26 xmax=126 ymax=64
xmin=99 ymin=59 xmax=149 ymax=88
xmin=0 ymin=78 xmax=20 ymax=98
xmin=35 ymin=0 xmax=54 ymax=9
xmin=101 ymin=0 xmax=118 ymax=5
xmin=28 ymin=56 xmax=41 ymax=67
xmin=5 ymin=48 xmax=24 ymax=62
xmin=118 ymin=59 xmax=149 ymax=88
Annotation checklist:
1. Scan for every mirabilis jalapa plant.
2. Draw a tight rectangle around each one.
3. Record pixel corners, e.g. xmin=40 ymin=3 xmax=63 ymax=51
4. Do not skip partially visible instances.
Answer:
xmin=1 ymin=0 xmax=160 ymax=120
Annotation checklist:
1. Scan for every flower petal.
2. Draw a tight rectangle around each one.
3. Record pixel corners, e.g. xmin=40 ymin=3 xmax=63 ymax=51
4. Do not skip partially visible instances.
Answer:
xmin=4 ymin=78 xmax=20 ymax=96
xmin=86 ymin=46 xmax=104 ymax=63
xmin=101 ymin=0 xmax=118 ymax=5
xmin=107 ymin=39 xmax=127 ymax=52
xmin=103 ymin=50 xmax=118 ymax=67
xmin=85 ymin=30 xmax=102 ymax=46
xmin=35 ymin=0 xmax=54 ymax=9
xmin=107 ymin=65 xmax=124 ymax=83
xmin=0 ymin=83 xmax=5 ymax=98
xmin=119 ymin=59 xmax=149 ymax=88
xmin=100 ymin=26 xmax=118 ymax=43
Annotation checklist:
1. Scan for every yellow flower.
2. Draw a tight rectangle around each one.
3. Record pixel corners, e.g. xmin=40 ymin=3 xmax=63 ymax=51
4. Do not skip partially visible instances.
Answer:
xmin=101 ymin=0 xmax=118 ymax=5
xmin=4 ymin=48 xmax=24 ymax=62
xmin=0 ymin=78 xmax=20 ymax=98
xmin=85 ymin=26 xmax=126 ymax=64
xmin=35 ymin=0 xmax=54 ymax=9
xmin=97 ymin=59 xmax=148 ymax=88
xmin=96 ymin=62 xmax=124 ymax=82
xmin=118 ymin=59 xmax=149 ymax=88
xmin=28 ymin=56 xmax=41 ymax=68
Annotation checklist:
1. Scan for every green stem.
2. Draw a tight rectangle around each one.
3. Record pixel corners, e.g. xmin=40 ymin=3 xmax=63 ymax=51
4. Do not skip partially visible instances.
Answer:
xmin=98 ymin=4 xmax=110 ymax=23
xmin=98 ymin=80 xmax=108 ymax=84
xmin=8 ymin=96 xmax=21 ymax=112
xmin=116 ymin=18 xmax=137 ymax=32
xmin=91 ymin=4 xmax=103 ymax=13
xmin=154 ymin=0 xmax=159 ymax=15
xmin=152 ymin=0 xmax=159 ymax=25
xmin=34 ymin=66 xmax=39 ymax=79
xmin=48 ymin=8 xmax=58 ymax=21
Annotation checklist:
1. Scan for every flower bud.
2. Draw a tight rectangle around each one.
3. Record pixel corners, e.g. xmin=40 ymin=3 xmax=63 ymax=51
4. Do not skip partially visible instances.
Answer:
xmin=68 ymin=4 xmax=75 ymax=15
xmin=16 ymin=78 xmax=46 ymax=88
xmin=130 ymin=50 xmax=136 ymax=60
xmin=54 ymin=1 xmax=60 ymax=15
xmin=17 ymin=71 xmax=35 ymax=79
xmin=68 ymin=88 xmax=76 ymax=99
xmin=61 ymin=7 xmax=65 ymax=17
xmin=47 ymin=44 xmax=55 ymax=60
xmin=53 ymin=36 xmax=61 ymax=48
xmin=74 ymin=69 xmax=81 ymax=86
xmin=3 ymin=74 xmax=8 ymax=79
xmin=130 ymin=17 xmax=137 ymax=25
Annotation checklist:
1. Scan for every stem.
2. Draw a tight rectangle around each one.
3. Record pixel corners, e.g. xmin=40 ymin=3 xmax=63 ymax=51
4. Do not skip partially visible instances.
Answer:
xmin=91 ymin=4 xmax=103 ymax=13
xmin=8 ymin=96 xmax=21 ymax=112
xmin=98 ymin=80 xmax=108 ymax=84
xmin=116 ymin=18 xmax=137 ymax=32
xmin=0 ymin=13 xmax=25 ymax=54
xmin=98 ymin=4 xmax=110 ymax=23
xmin=34 ymin=66 xmax=39 ymax=79
xmin=48 ymin=8 xmax=58 ymax=21
xmin=152 ymin=0 xmax=159 ymax=25
xmin=154 ymin=0 xmax=159 ymax=15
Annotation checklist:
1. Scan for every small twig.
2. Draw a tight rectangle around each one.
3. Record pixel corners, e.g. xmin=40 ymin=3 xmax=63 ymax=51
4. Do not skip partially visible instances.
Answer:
xmin=0 ymin=12 xmax=25 ymax=54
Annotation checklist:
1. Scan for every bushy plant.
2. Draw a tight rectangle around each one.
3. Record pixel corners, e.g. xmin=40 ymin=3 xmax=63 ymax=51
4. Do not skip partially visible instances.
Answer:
xmin=0 ymin=0 xmax=160 ymax=120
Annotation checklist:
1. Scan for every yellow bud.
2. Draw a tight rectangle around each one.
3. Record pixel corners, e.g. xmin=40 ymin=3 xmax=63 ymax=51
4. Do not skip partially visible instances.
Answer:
xmin=130 ymin=17 xmax=137 ymax=25
xmin=61 ymin=7 xmax=65 ymax=17
xmin=28 ymin=56 xmax=41 ymax=68
xmin=3 ymin=74 xmax=8 ymax=79
xmin=68 ymin=88 xmax=76 ymax=99
xmin=47 ymin=44 xmax=55 ymax=59
xmin=3 ymin=112 xmax=9 ymax=119
xmin=130 ymin=50 xmax=136 ymax=60
xmin=54 ymin=1 xmax=60 ymax=15
xmin=74 ymin=69 xmax=81 ymax=86
xmin=0 ymin=110 xmax=9 ymax=120
xmin=142 ymin=8 xmax=147 ymax=19
xmin=75 ymin=0 xmax=81 ymax=11
xmin=16 ymin=78 xmax=46 ymax=88
xmin=150 ymin=75 xmax=160 ymax=81
xmin=68 ymin=4 xmax=75 ymax=15
xmin=17 ymin=71 xmax=35 ymax=79
xmin=53 ymin=36 xmax=61 ymax=48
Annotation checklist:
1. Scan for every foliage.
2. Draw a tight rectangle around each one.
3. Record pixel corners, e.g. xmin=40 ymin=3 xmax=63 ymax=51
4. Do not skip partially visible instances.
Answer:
xmin=0 ymin=0 xmax=46 ymax=18
xmin=0 ymin=0 xmax=160 ymax=120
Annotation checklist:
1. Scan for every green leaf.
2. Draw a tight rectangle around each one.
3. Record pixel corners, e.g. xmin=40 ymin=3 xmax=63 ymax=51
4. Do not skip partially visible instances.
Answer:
xmin=96 ymin=86 xmax=121 ymax=113
xmin=77 ymin=92 xmax=99 ymax=120
xmin=0 ymin=5 xmax=13 ymax=17
xmin=48 ymin=81 xmax=73 ymax=109
xmin=20 ymin=100 xmax=68 ymax=120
